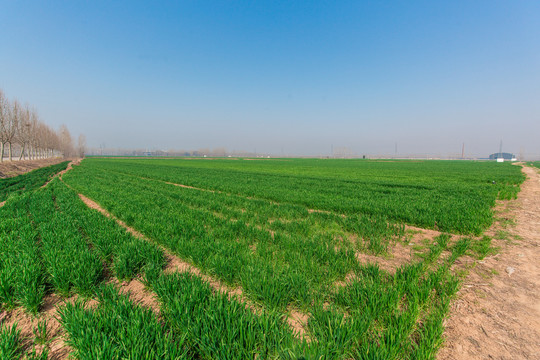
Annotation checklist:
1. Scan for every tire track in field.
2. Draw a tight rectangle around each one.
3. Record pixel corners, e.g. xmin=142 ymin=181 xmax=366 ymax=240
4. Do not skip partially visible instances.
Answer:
xmin=68 ymin=186 xmax=311 ymax=339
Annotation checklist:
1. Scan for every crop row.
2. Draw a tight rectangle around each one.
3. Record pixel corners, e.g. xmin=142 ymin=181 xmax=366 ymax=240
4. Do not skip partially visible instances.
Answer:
xmin=57 ymin=234 xmax=469 ymax=359
xmin=0 ymin=178 xmax=164 ymax=314
xmin=75 ymin=164 xmax=403 ymax=252
xmin=63 ymin=165 xmax=405 ymax=311
xmin=0 ymin=161 xmax=69 ymax=202
xmin=80 ymin=158 xmax=525 ymax=234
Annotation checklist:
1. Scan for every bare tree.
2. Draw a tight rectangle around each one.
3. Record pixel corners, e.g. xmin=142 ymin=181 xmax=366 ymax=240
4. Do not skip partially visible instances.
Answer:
xmin=58 ymin=124 xmax=74 ymax=158
xmin=44 ymin=125 xmax=60 ymax=158
xmin=77 ymin=134 xmax=86 ymax=158
xmin=0 ymin=88 xmax=80 ymax=161
xmin=5 ymin=99 xmax=21 ymax=161
xmin=32 ymin=121 xmax=47 ymax=159
xmin=27 ymin=110 xmax=39 ymax=160
xmin=17 ymin=105 xmax=32 ymax=160
xmin=0 ymin=90 xmax=8 ymax=162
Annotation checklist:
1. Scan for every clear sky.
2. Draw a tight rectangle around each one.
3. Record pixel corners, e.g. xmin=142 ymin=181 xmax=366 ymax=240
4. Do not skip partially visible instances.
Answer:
xmin=1 ymin=1 xmax=539 ymax=158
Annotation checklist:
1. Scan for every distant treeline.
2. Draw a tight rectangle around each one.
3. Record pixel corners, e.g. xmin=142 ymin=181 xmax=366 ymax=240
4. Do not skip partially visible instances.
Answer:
xmin=86 ymin=147 xmax=261 ymax=158
xmin=0 ymin=88 xmax=85 ymax=161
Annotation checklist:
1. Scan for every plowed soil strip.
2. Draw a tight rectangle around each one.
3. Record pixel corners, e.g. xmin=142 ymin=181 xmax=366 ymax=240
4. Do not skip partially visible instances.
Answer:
xmin=73 ymin=190 xmax=310 ymax=338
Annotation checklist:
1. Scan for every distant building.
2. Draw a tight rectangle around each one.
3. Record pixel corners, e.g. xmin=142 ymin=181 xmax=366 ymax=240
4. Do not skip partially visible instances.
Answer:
xmin=489 ymin=152 xmax=516 ymax=161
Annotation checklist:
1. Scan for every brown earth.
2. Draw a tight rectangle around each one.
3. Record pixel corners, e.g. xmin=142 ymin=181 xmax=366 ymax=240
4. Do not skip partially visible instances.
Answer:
xmin=0 ymin=294 xmax=89 ymax=359
xmin=354 ymin=242 xmax=415 ymax=274
xmin=0 ymin=158 xmax=66 ymax=178
xmin=438 ymin=165 xmax=540 ymax=360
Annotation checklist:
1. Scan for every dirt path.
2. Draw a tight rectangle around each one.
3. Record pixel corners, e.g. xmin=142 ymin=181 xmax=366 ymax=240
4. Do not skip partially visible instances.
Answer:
xmin=439 ymin=165 xmax=540 ymax=359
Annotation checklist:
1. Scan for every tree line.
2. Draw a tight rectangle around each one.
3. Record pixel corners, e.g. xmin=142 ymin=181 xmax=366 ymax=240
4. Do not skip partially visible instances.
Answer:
xmin=0 ymin=89 xmax=85 ymax=162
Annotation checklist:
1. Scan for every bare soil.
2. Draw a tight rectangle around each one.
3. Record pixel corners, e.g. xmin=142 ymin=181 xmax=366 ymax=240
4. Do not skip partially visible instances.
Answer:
xmin=0 ymin=294 xmax=85 ymax=359
xmin=439 ymin=165 xmax=540 ymax=360
xmin=116 ymin=279 xmax=161 ymax=314
xmin=355 ymin=242 xmax=415 ymax=274
xmin=0 ymin=158 xmax=66 ymax=178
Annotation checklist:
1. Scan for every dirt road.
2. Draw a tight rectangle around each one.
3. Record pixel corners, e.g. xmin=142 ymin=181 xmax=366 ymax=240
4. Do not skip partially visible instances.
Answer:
xmin=439 ymin=165 xmax=540 ymax=359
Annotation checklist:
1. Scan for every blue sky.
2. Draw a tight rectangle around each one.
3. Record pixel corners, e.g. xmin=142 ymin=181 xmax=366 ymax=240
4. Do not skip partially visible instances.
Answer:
xmin=1 ymin=1 xmax=539 ymax=157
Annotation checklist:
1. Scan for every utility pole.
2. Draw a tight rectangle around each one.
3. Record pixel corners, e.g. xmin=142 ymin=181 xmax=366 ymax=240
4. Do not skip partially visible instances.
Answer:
xmin=461 ymin=143 xmax=465 ymax=159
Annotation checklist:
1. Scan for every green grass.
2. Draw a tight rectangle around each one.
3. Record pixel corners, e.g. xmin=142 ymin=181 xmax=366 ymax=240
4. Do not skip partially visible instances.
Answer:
xmin=470 ymin=236 xmax=496 ymax=259
xmin=0 ymin=323 xmax=22 ymax=359
xmin=69 ymin=158 xmax=525 ymax=234
xmin=0 ymin=178 xmax=165 ymax=312
xmin=0 ymin=323 xmax=49 ymax=360
xmin=1 ymin=157 xmax=525 ymax=359
xmin=151 ymin=272 xmax=296 ymax=359
xmin=494 ymin=230 xmax=511 ymax=241
xmin=0 ymin=161 xmax=69 ymax=202
xmin=58 ymin=284 xmax=188 ymax=359
xmin=33 ymin=320 xmax=48 ymax=346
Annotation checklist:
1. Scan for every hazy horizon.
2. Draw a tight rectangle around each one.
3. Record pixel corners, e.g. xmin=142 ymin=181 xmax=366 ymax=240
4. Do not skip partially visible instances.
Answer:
xmin=1 ymin=1 xmax=539 ymax=158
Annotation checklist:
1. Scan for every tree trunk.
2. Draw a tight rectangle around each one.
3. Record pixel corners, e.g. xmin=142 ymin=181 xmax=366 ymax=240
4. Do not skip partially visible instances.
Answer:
xmin=8 ymin=142 xmax=12 ymax=162
xmin=18 ymin=143 xmax=25 ymax=161
xmin=0 ymin=142 xmax=4 ymax=162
